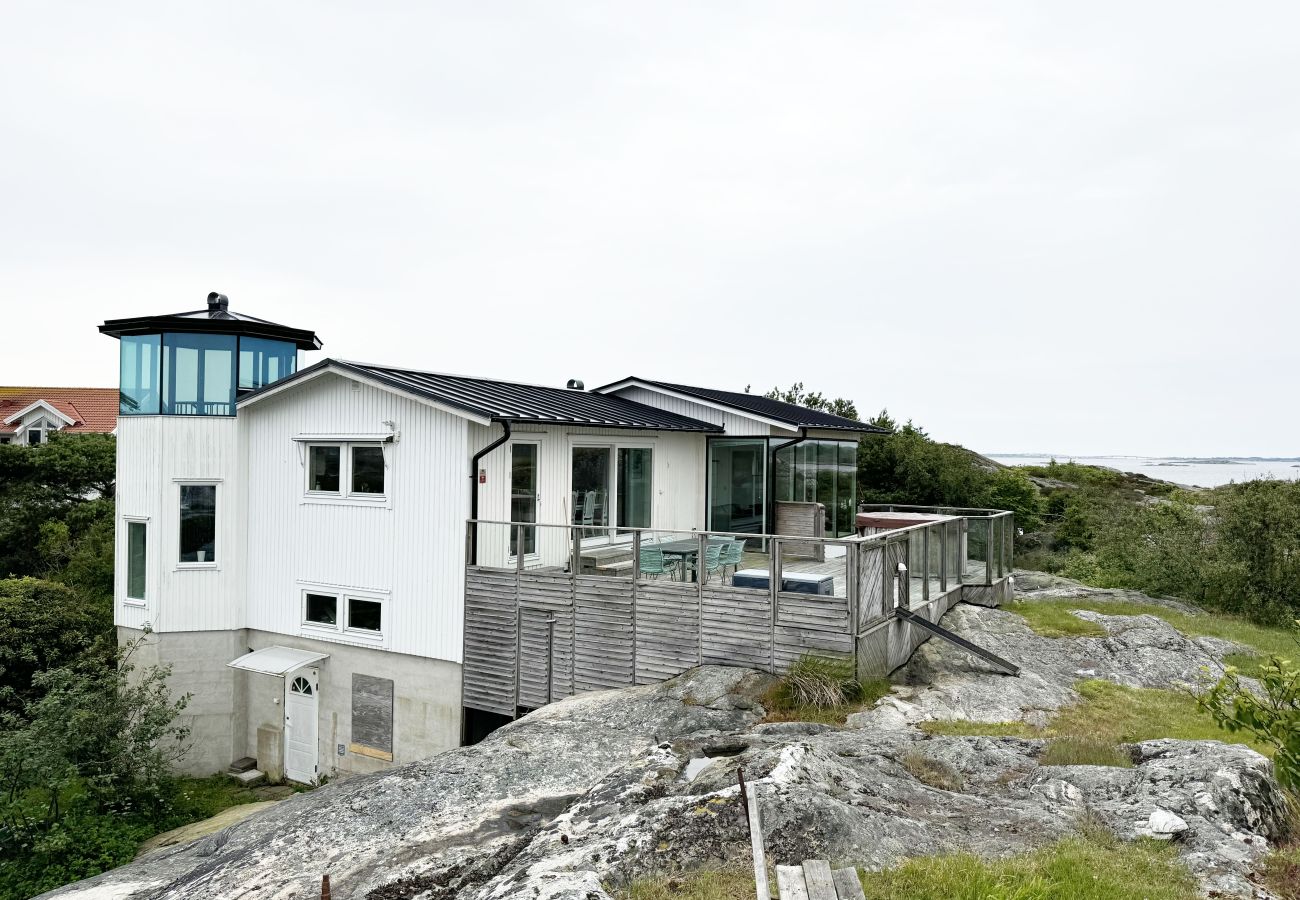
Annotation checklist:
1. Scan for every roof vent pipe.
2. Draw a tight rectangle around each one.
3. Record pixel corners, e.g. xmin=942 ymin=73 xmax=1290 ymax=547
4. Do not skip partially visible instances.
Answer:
xmin=207 ymin=292 xmax=229 ymax=311
xmin=566 ymin=379 xmax=584 ymax=390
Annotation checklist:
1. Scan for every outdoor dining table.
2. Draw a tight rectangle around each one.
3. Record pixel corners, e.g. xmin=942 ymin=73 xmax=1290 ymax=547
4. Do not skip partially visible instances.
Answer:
xmin=650 ymin=537 xmax=733 ymax=582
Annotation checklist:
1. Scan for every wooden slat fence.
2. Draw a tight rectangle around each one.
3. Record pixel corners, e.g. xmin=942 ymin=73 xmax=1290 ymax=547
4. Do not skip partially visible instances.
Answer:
xmin=463 ymin=567 xmax=858 ymax=716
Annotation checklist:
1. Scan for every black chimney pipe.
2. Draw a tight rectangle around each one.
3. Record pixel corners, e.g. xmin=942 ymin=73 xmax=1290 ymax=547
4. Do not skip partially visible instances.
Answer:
xmin=207 ymin=292 xmax=229 ymax=311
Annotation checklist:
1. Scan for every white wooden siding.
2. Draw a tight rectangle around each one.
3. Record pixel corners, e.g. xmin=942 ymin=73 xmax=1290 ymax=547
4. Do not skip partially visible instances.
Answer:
xmin=607 ymin=386 xmax=776 ymax=436
xmin=115 ymin=416 xmax=242 ymax=633
xmin=242 ymin=373 xmax=470 ymax=662
xmin=469 ymin=423 xmax=706 ymax=548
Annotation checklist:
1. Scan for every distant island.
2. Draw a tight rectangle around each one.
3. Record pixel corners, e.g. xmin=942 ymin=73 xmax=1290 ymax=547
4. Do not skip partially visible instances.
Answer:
xmin=991 ymin=453 xmax=1300 ymax=463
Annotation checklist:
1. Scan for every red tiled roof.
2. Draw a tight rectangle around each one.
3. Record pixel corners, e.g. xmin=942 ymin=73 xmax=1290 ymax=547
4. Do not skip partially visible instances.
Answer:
xmin=0 ymin=387 xmax=118 ymax=435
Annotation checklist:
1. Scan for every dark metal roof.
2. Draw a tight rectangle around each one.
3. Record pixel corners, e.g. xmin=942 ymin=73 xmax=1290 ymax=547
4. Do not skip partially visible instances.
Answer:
xmin=597 ymin=378 xmax=885 ymax=433
xmin=99 ymin=293 xmax=322 ymax=350
xmin=246 ymin=360 xmax=723 ymax=432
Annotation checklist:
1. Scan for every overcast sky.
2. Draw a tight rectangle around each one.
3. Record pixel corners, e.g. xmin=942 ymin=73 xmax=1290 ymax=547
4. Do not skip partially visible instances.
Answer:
xmin=2 ymin=3 xmax=1297 ymax=456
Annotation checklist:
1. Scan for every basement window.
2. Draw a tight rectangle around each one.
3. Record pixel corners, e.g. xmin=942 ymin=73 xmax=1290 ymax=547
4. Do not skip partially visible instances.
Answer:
xmin=300 ymin=587 xmax=386 ymax=643
xmin=304 ymin=592 xmax=337 ymax=626
xmin=346 ymin=597 xmax=383 ymax=634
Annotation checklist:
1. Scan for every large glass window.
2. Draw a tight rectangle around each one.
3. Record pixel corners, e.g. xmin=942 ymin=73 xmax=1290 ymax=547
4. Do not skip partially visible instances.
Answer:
xmin=126 ymin=521 xmax=147 ymax=600
xmin=708 ymin=439 xmax=767 ymax=535
xmin=162 ymin=333 xmax=237 ymax=416
xmin=616 ymin=448 xmax=652 ymax=530
xmin=510 ymin=444 xmax=538 ymax=555
xmin=119 ymin=334 xmax=161 ymax=415
xmin=571 ymin=445 xmax=652 ymax=540
xmin=238 ymin=337 xmax=297 ymax=392
xmin=771 ymin=439 xmax=859 ymax=537
xmin=179 ymin=484 xmax=216 ymax=563
xmin=572 ymin=447 xmax=610 ymax=537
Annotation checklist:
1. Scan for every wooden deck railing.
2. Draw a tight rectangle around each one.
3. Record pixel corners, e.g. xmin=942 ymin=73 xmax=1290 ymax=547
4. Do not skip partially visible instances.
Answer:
xmin=462 ymin=510 xmax=1013 ymax=719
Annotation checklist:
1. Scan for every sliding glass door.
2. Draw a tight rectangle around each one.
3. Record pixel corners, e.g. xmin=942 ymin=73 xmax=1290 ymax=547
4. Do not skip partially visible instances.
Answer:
xmin=708 ymin=439 xmax=767 ymax=536
xmin=572 ymin=445 xmax=652 ymax=541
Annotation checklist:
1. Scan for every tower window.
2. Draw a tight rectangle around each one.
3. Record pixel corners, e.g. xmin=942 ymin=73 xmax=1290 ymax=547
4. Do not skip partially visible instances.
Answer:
xmin=179 ymin=484 xmax=217 ymax=563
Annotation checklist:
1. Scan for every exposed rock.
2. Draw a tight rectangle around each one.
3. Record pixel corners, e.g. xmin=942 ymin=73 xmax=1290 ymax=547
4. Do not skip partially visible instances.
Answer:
xmin=43 ymin=578 xmax=1288 ymax=900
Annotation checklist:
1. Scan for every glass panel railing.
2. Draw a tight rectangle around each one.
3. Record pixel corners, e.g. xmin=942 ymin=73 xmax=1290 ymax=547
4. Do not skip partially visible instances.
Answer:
xmin=777 ymin=539 xmax=845 ymax=598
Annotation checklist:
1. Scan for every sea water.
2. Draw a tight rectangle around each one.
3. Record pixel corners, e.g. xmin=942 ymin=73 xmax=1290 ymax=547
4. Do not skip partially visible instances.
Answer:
xmin=987 ymin=455 xmax=1300 ymax=489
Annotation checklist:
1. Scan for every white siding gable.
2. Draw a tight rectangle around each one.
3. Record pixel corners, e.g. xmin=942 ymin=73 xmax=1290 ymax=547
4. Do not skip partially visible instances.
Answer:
xmin=242 ymin=373 xmax=470 ymax=662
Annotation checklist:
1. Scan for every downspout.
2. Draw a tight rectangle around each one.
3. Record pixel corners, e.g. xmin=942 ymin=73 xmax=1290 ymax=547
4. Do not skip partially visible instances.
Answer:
xmin=767 ymin=427 xmax=808 ymax=537
xmin=469 ymin=420 xmax=512 ymax=565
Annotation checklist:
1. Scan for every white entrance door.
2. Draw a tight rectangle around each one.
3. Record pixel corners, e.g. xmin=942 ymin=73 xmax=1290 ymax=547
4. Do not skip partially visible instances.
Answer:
xmin=284 ymin=669 xmax=319 ymax=783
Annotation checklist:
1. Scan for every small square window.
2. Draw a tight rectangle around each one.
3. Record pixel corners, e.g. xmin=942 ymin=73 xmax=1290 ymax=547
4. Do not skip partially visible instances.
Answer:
xmin=305 ymin=593 xmax=337 ymax=626
xmin=308 ymin=445 xmax=341 ymax=492
xmin=347 ymin=597 xmax=382 ymax=633
xmin=351 ymin=446 xmax=385 ymax=494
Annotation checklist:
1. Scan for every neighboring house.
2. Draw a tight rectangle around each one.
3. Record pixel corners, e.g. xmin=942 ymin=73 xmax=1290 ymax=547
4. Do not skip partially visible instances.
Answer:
xmin=0 ymin=387 xmax=118 ymax=444
xmin=100 ymin=292 xmax=895 ymax=781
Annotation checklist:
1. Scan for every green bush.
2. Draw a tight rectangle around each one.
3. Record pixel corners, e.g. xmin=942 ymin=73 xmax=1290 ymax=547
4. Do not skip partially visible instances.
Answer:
xmin=0 ymin=577 xmax=111 ymax=717
xmin=1198 ymin=627 xmax=1300 ymax=789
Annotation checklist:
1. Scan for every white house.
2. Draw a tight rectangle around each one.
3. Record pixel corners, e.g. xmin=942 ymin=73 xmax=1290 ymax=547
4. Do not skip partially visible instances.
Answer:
xmin=101 ymin=293 xmax=883 ymax=781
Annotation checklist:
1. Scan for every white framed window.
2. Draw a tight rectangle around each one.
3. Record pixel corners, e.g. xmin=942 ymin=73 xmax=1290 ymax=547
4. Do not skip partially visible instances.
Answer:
xmin=177 ymin=482 xmax=218 ymax=566
xmin=300 ymin=585 xmax=386 ymax=644
xmin=305 ymin=443 xmax=387 ymax=501
xmin=570 ymin=440 xmax=654 ymax=545
xmin=124 ymin=517 xmax=148 ymax=604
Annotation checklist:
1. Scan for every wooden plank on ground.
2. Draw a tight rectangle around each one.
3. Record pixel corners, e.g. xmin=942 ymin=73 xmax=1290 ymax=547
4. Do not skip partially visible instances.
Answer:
xmin=776 ymin=865 xmax=808 ymax=900
xmin=745 ymin=781 xmax=769 ymax=900
xmin=801 ymin=860 xmax=836 ymax=900
xmin=831 ymin=867 xmax=866 ymax=900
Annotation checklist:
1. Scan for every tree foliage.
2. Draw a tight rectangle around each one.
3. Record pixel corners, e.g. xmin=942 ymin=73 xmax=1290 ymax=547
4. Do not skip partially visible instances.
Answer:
xmin=0 ymin=433 xmax=116 ymax=593
xmin=0 ymin=578 xmax=112 ymax=718
xmin=762 ymin=382 xmax=860 ymax=421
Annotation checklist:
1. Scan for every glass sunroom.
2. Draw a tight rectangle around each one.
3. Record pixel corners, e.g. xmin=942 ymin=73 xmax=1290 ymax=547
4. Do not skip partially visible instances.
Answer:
xmin=708 ymin=437 xmax=859 ymax=539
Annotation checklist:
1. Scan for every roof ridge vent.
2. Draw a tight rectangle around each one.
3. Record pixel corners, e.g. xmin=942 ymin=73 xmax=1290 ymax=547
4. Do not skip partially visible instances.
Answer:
xmin=207 ymin=291 xmax=229 ymax=312
xmin=566 ymin=378 xmax=585 ymax=390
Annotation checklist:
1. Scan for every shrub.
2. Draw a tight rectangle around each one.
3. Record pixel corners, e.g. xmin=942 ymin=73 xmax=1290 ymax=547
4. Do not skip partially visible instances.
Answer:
xmin=1198 ymin=628 xmax=1300 ymax=789
xmin=762 ymin=655 xmax=890 ymax=724
xmin=777 ymin=654 xmax=863 ymax=708
xmin=903 ymin=750 xmax=965 ymax=791
xmin=0 ymin=577 xmax=112 ymax=717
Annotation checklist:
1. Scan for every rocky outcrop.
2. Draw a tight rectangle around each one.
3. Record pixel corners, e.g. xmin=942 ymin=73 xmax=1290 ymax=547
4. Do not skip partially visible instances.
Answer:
xmin=45 ymin=579 xmax=1289 ymax=900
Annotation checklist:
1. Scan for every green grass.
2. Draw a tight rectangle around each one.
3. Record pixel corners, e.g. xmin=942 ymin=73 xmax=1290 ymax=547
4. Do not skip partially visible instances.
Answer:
xmin=616 ymin=830 xmax=1200 ymax=899
xmin=923 ymin=679 xmax=1274 ymax=760
xmin=1009 ymin=598 xmax=1298 ymax=678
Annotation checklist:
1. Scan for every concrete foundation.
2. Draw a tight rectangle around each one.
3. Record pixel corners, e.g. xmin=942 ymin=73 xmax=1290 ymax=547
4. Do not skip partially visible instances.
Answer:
xmin=118 ymin=627 xmax=248 ymax=777
xmin=120 ymin=627 xmax=463 ymax=779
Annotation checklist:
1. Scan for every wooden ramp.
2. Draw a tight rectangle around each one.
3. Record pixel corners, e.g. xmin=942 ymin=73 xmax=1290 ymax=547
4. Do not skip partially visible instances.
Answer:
xmin=775 ymin=860 xmax=866 ymax=900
